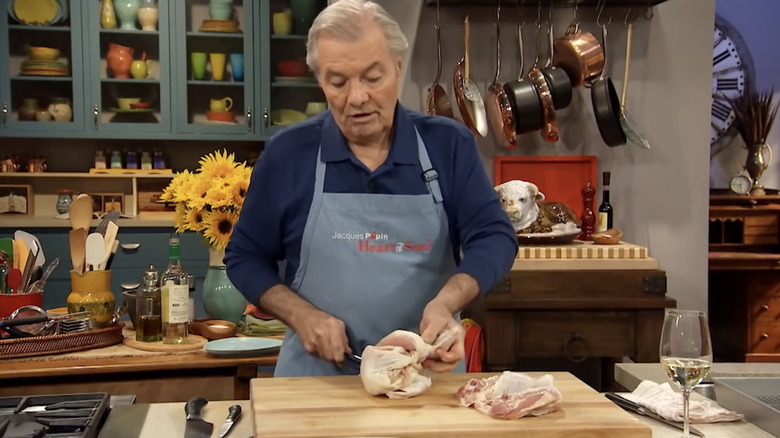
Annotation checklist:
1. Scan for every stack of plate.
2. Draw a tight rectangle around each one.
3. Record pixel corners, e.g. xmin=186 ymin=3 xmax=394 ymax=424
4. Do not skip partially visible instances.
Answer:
xmin=8 ymin=0 xmax=69 ymax=26
xmin=198 ymin=19 xmax=241 ymax=33
xmin=21 ymin=59 xmax=68 ymax=76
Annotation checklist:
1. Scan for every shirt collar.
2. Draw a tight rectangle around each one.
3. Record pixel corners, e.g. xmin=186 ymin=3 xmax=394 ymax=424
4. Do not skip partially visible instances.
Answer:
xmin=320 ymin=103 xmax=418 ymax=165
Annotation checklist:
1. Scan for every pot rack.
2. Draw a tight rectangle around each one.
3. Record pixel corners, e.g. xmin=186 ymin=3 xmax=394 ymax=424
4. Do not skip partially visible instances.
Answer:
xmin=426 ymin=0 xmax=667 ymax=7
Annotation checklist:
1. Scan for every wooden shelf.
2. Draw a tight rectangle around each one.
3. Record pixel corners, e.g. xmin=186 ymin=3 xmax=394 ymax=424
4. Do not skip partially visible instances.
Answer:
xmin=0 ymin=172 xmax=173 ymax=179
xmin=0 ymin=212 xmax=174 ymax=228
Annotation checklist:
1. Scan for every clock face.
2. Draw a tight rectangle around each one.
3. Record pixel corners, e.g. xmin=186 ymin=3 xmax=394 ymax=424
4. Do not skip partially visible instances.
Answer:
xmin=711 ymin=25 xmax=746 ymax=147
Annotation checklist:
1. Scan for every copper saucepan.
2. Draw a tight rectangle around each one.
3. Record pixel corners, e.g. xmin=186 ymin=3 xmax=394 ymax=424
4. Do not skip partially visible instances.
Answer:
xmin=425 ymin=0 xmax=453 ymax=118
xmin=453 ymin=16 xmax=488 ymax=137
xmin=484 ymin=5 xmax=516 ymax=148
xmin=527 ymin=23 xmax=559 ymax=143
xmin=553 ymin=20 xmax=604 ymax=88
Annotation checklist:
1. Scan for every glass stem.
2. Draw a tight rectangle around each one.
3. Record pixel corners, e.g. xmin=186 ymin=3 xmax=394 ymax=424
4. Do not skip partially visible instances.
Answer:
xmin=682 ymin=388 xmax=691 ymax=438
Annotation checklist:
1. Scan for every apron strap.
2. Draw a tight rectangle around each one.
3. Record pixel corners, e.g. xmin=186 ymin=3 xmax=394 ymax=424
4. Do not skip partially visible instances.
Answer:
xmin=415 ymin=129 xmax=444 ymax=204
xmin=292 ymin=148 xmax=327 ymax=290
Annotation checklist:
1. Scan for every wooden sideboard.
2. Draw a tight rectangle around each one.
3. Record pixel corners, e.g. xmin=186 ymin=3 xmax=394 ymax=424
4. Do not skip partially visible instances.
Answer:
xmin=467 ymin=256 xmax=675 ymax=392
xmin=709 ymin=190 xmax=780 ymax=362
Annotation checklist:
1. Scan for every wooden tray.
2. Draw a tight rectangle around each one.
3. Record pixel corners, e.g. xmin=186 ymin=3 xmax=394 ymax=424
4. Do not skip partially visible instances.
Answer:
xmin=250 ymin=372 xmax=651 ymax=437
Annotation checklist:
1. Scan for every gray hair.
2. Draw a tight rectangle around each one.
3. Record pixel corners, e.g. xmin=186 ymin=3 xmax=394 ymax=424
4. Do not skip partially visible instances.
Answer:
xmin=305 ymin=0 xmax=409 ymax=72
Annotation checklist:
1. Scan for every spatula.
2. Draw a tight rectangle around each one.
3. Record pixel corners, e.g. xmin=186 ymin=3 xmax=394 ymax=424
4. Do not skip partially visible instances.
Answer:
xmin=98 ymin=222 xmax=119 ymax=270
xmin=69 ymin=228 xmax=87 ymax=274
xmin=85 ymin=233 xmax=106 ymax=272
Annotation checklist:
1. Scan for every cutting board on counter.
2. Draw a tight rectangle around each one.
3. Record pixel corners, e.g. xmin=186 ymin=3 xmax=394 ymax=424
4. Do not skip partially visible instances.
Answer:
xmin=250 ymin=372 xmax=651 ymax=438
xmin=516 ymin=241 xmax=648 ymax=259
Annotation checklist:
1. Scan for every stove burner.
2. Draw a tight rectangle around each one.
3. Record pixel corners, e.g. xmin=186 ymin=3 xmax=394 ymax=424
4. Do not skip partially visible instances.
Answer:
xmin=0 ymin=393 xmax=109 ymax=438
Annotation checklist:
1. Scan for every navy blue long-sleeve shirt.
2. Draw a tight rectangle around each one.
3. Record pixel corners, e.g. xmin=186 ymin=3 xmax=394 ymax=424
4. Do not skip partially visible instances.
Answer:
xmin=225 ymin=103 xmax=518 ymax=306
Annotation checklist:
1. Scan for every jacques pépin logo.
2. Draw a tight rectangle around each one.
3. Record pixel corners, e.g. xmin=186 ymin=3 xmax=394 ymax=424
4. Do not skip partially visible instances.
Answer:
xmin=331 ymin=231 xmax=431 ymax=253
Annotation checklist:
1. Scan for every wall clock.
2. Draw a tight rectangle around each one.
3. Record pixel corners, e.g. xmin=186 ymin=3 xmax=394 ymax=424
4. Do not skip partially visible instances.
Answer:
xmin=710 ymin=15 xmax=755 ymax=158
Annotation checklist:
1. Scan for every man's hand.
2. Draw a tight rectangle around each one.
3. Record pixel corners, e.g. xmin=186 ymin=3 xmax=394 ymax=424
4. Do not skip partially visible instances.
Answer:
xmin=295 ymin=308 xmax=352 ymax=363
xmin=420 ymin=300 xmax=464 ymax=373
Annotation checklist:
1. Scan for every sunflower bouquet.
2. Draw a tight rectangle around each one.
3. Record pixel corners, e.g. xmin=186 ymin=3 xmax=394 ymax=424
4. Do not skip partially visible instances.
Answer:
xmin=160 ymin=150 xmax=252 ymax=250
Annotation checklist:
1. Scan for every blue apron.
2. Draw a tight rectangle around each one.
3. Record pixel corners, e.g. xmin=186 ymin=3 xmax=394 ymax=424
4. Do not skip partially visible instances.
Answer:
xmin=274 ymin=128 xmax=465 ymax=377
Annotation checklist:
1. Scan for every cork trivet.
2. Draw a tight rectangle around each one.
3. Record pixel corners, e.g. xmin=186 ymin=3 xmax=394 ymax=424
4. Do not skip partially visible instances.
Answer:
xmin=124 ymin=333 xmax=207 ymax=352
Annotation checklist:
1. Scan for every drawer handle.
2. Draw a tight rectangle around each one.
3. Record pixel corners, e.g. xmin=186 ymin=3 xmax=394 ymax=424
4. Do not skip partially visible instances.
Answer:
xmin=760 ymin=333 xmax=769 ymax=341
xmin=761 ymin=305 xmax=770 ymax=312
xmin=563 ymin=332 xmax=589 ymax=363
xmin=120 ymin=243 xmax=141 ymax=251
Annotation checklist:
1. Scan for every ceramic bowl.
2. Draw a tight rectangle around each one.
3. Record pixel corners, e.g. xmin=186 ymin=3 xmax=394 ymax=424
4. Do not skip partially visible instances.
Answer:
xmin=276 ymin=60 xmax=307 ymax=77
xmin=206 ymin=110 xmax=236 ymax=122
xmin=271 ymin=109 xmax=307 ymax=126
xmin=28 ymin=46 xmax=60 ymax=61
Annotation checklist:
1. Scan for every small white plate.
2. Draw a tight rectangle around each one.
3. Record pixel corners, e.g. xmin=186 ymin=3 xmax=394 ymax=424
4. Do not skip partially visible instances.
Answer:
xmin=205 ymin=337 xmax=282 ymax=357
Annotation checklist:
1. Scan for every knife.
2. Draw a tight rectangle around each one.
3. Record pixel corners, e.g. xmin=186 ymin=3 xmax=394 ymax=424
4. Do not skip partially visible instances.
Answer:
xmin=20 ymin=400 xmax=101 ymax=413
xmin=184 ymin=397 xmax=213 ymax=438
xmin=605 ymin=392 xmax=705 ymax=437
xmin=218 ymin=404 xmax=242 ymax=438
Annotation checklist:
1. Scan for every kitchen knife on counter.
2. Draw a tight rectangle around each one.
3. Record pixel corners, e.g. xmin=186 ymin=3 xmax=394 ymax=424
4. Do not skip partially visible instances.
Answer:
xmin=184 ymin=397 xmax=213 ymax=438
xmin=605 ymin=392 xmax=705 ymax=437
xmin=217 ymin=404 xmax=242 ymax=438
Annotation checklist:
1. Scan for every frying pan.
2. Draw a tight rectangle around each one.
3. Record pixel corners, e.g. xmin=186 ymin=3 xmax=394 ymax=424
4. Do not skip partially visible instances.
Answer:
xmin=590 ymin=23 xmax=626 ymax=147
xmin=503 ymin=25 xmax=544 ymax=136
xmin=453 ymin=16 xmax=487 ymax=137
xmin=484 ymin=5 xmax=516 ymax=148
xmin=552 ymin=9 xmax=604 ymax=88
xmin=527 ymin=23 xmax=559 ymax=142
xmin=425 ymin=0 xmax=453 ymax=118
xmin=541 ymin=22 xmax=572 ymax=110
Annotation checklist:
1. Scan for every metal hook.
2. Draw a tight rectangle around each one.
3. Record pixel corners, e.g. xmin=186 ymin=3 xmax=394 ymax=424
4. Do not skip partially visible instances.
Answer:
xmin=595 ymin=0 xmax=611 ymax=27
xmin=644 ymin=0 xmax=654 ymax=20
xmin=435 ymin=0 xmax=440 ymax=30
xmin=572 ymin=2 xmax=578 ymax=22
xmin=513 ymin=0 xmax=524 ymax=27
xmin=624 ymin=8 xmax=640 ymax=26
xmin=536 ymin=1 xmax=541 ymax=27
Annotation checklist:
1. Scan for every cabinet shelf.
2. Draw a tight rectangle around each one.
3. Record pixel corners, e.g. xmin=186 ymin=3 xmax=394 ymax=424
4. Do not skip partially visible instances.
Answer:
xmin=187 ymin=80 xmax=244 ymax=87
xmin=8 ymin=25 xmax=70 ymax=32
xmin=185 ymin=31 xmax=243 ymax=39
xmin=99 ymin=29 xmax=159 ymax=36
xmin=102 ymin=78 xmax=161 ymax=84
xmin=11 ymin=76 xmax=72 ymax=82
xmin=271 ymin=35 xmax=306 ymax=41
xmin=272 ymin=81 xmax=319 ymax=88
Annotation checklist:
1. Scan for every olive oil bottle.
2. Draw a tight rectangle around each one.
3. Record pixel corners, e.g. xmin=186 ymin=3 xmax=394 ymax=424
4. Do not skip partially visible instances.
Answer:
xmin=136 ymin=265 xmax=162 ymax=342
xmin=161 ymin=236 xmax=189 ymax=344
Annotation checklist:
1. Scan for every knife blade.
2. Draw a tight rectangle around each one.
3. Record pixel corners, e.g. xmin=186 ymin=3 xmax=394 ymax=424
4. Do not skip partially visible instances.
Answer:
xmin=184 ymin=397 xmax=213 ymax=438
xmin=605 ymin=392 xmax=705 ymax=437
xmin=217 ymin=404 xmax=242 ymax=438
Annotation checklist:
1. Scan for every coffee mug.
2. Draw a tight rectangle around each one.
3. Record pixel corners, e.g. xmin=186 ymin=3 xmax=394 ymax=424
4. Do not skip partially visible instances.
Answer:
xmin=229 ymin=53 xmax=244 ymax=82
xmin=210 ymin=97 xmax=233 ymax=112
xmin=191 ymin=52 xmax=207 ymax=80
xmin=273 ymin=11 xmax=292 ymax=35
xmin=209 ymin=53 xmax=226 ymax=81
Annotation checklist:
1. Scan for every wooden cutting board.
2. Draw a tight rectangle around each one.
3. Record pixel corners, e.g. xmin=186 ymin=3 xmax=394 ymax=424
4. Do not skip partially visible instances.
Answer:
xmin=250 ymin=372 xmax=651 ymax=438
xmin=516 ymin=241 xmax=648 ymax=259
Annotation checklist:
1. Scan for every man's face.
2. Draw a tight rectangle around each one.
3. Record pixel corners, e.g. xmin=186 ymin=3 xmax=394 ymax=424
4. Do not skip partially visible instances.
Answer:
xmin=315 ymin=23 xmax=402 ymax=144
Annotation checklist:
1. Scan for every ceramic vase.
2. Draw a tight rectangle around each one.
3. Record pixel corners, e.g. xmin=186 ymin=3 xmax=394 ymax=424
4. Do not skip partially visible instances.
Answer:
xmin=746 ymin=143 xmax=774 ymax=195
xmin=202 ymin=246 xmax=248 ymax=324
xmin=67 ymin=270 xmax=116 ymax=328
xmin=137 ymin=0 xmax=158 ymax=31
xmin=114 ymin=0 xmax=140 ymax=30
xmin=107 ymin=43 xmax=134 ymax=78
xmin=101 ymin=0 xmax=117 ymax=29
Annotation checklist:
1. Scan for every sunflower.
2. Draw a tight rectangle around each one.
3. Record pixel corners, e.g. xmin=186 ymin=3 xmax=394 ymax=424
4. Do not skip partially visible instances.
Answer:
xmin=199 ymin=149 xmax=239 ymax=181
xmin=206 ymin=185 xmax=233 ymax=209
xmin=174 ymin=203 xmax=189 ymax=233
xmin=230 ymin=174 xmax=250 ymax=207
xmin=186 ymin=176 xmax=212 ymax=211
xmin=203 ymin=209 xmax=239 ymax=250
xmin=160 ymin=169 xmax=192 ymax=202
xmin=186 ymin=207 xmax=207 ymax=232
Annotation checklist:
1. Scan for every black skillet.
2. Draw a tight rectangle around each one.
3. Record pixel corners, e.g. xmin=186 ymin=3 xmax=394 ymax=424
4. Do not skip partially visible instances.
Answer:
xmin=589 ymin=23 xmax=626 ymax=147
xmin=503 ymin=25 xmax=544 ymax=135
xmin=541 ymin=21 xmax=572 ymax=110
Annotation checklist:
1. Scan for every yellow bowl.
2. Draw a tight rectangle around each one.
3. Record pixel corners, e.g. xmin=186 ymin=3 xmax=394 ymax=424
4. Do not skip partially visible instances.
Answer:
xmin=271 ymin=109 xmax=307 ymax=126
xmin=29 ymin=46 xmax=61 ymax=61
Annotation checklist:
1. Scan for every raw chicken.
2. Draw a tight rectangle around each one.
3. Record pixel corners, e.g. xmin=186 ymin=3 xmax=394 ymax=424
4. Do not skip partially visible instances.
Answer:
xmin=359 ymin=326 xmax=462 ymax=399
xmin=457 ymin=371 xmax=563 ymax=420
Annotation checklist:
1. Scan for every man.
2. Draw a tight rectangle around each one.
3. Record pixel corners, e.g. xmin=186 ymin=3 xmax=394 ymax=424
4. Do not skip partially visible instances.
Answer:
xmin=225 ymin=0 xmax=517 ymax=377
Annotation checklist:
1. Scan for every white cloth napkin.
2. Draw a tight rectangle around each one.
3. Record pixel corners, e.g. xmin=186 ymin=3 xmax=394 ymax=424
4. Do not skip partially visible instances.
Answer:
xmin=622 ymin=380 xmax=744 ymax=424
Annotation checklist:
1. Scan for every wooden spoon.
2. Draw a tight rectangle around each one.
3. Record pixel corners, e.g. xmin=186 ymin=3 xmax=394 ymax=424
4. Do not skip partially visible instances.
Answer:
xmin=69 ymin=228 xmax=87 ymax=274
xmin=69 ymin=195 xmax=94 ymax=232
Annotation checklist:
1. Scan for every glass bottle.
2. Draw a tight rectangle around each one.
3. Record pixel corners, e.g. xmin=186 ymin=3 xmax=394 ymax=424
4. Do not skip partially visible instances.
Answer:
xmin=161 ymin=236 xmax=189 ymax=343
xmin=110 ymin=150 xmax=122 ymax=169
xmin=598 ymin=171 xmax=613 ymax=232
xmin=140 ymin=151 xmax=152 ymax=169
xmin=136 ymin=264 xmax=162 ymax=342
xmin=126 ymin=150 xmax=138 ymax=169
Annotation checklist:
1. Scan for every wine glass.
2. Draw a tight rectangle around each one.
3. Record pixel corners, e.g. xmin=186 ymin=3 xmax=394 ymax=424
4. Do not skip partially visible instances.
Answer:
xmin=659 ymin=309 xmax=713 ymax=438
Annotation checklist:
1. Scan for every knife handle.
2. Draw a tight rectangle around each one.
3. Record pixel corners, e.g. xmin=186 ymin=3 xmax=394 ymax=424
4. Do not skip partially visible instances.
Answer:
xmin=185 ymin=397 xmax=208 ymax=420
xmin=605 ymin=392 xmax=644 ymax=414
xmin=226 ymin=405 xmax=241 ymax=422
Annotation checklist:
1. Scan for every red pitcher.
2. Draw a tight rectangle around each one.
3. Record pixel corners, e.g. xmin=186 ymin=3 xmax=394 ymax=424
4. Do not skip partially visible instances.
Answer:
xmin=107 ymin=43 xmax=134 ymax=79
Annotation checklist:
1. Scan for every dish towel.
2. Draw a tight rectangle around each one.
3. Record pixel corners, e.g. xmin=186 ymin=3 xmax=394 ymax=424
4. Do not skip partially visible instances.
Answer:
xmin=623 ymin=380 xmax=744 ymax=423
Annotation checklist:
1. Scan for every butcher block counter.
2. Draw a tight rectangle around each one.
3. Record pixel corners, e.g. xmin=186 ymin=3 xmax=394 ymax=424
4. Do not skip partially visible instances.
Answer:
xmin=249 ymin=372 xmax=652 ymax=438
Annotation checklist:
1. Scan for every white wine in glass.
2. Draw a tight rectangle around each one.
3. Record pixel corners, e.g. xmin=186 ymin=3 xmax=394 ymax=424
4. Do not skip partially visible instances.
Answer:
xmin=659 ymin=309 xmax=713 ymax=438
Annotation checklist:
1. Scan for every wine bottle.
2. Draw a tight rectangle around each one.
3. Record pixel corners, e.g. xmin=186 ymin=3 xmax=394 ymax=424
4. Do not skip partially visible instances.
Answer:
xmin=161 ymin=236 xmax=190 ymax=344
xmin=598 ymin=171 xmax=613 ymax=232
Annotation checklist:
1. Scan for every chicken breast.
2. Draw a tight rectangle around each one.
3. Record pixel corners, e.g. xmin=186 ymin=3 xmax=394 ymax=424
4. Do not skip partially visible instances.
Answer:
xmin=359 ymin=326 xmax=462 ymax=399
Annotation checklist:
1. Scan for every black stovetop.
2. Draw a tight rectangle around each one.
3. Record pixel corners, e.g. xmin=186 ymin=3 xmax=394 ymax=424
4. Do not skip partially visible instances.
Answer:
xmin=0 ymin=393 xmax=110 ymax=438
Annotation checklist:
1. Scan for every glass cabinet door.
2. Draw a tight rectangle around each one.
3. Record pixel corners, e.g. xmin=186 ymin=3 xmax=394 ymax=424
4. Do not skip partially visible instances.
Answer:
xmin=85 ymin=0 xmax=171 ymax=134
xmin=0 ymin=0 xmax=86 ymax=133
xmin=262 ymin=0 xmax=327 ymax=137
xmin=173 ymin=0 xmax=255 ymax=136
